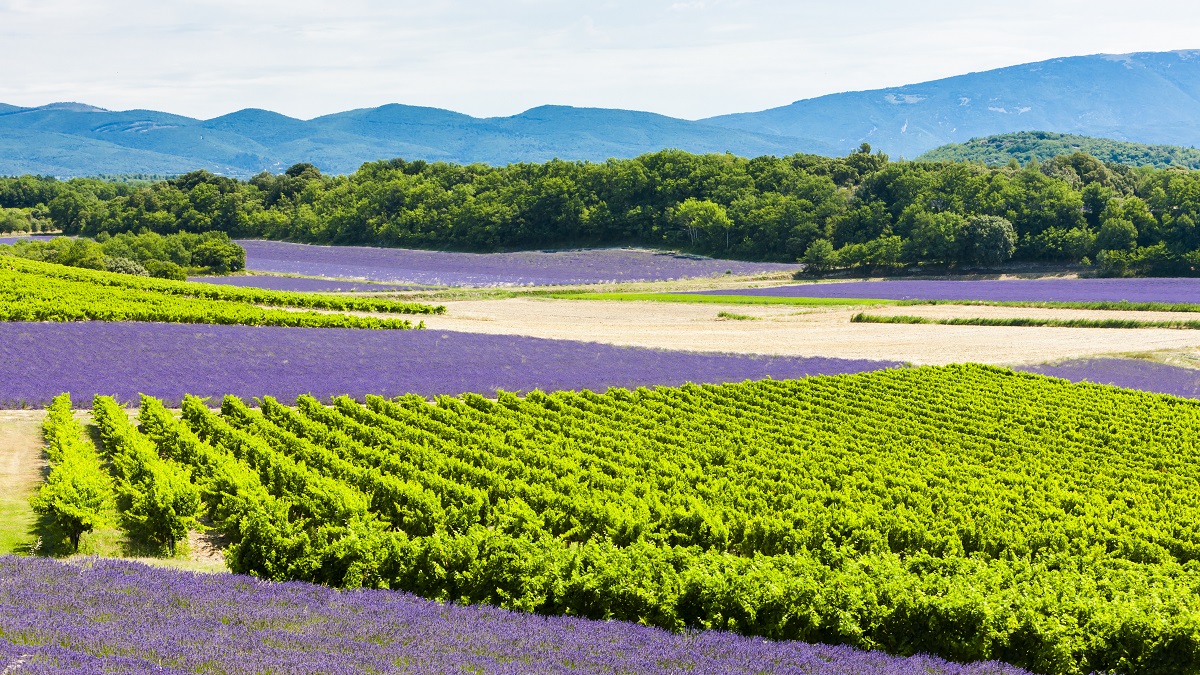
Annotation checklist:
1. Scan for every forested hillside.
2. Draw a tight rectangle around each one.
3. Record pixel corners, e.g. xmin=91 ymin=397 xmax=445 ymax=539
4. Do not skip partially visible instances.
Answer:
xmin=5 ymin=147 xmax=1200 ymax=276
xmin=919 ymin=132 xmax=1200 ymax=169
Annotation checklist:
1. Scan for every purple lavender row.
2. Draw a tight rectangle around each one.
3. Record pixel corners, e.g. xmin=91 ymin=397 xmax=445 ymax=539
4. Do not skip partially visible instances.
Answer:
xmin=0 ymin=556 xmax=1030 ymax=675
xmin=1016 ymin=357 xmax=1200 ymax=399
xmin=238 ymin=240 xmax=801 ymax=286
xmin=0 ymin=322 xmax=896 ymax=408
xmin=0 ymin=235 xmax=57 ymax=245
xmin=691 ymin=278 xmax=1200 ymax=304
xmin=186 ymin=275 xmax=420 ymax=292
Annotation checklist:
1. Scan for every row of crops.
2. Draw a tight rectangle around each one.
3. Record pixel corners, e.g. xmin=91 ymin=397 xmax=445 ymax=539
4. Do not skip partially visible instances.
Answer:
xmin=0 ymin=255 xmax=443 ymax=328
xmin=36 ymin=365 xmax=1200 ymax=675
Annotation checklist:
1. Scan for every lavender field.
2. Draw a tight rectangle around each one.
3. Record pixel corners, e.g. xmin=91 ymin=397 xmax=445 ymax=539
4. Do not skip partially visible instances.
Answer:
xmin=186 ymin=275 xmax=418 ymax=292
xmin=0 ymin=556 xmax=1030 ymax=675
xmin=238 ymin=240 xmax=801 ymax=286
xmin=1017 ymin=357 xmax=1200 ymax=399
xmin=694 ymin=278 xmax=1200 ymax=304
xmin=0 ymin=235 xmax=55 ymax=245
xmin=0 ymin=322 xmax=895 ymax=407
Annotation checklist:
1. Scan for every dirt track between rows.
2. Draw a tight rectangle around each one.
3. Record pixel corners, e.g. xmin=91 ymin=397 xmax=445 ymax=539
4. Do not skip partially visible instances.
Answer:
xmin=0 ymin=412 xmax=44 ymax=496
xmin=0 ymin=411 xmax=45 ymax=554
xmin=419 ymin=298 xmax=1200 ymax=365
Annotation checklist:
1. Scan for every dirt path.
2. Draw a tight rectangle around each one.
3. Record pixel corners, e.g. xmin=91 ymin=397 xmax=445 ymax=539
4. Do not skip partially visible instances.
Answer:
xmin=0 ymin=411 xmax=45 ymax=555
xmin=418 ymin=298 xmax=1200 ymax=365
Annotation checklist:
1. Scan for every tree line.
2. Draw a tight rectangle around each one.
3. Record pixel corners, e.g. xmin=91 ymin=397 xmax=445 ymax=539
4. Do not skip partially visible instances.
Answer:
xmin=3 ymin=231 xmax=246 ymax=279
xmin=5 ymin=146 xmax=1200 ymax=275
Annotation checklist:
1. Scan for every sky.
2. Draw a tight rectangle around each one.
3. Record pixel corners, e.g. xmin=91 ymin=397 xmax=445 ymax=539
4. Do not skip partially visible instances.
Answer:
xmin=2 ymin=0 xmax=1200 ymax=121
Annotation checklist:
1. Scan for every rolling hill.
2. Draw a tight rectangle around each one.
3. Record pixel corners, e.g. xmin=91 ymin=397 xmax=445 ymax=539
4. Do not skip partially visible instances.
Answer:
xmin=917 ymin=131 xmax=1200 ymax=168
xmin=703 ymin=50 xmax=1200 ymax=159
xmin=0 ymin=103 xmax=830 ymax=177
xmin=6 ymin=49 xmax=1200 ymax=176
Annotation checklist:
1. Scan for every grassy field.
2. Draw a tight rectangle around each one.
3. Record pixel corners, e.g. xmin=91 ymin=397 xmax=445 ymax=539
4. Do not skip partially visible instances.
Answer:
xmin=0 ymin=412 xmax=42 ymax=556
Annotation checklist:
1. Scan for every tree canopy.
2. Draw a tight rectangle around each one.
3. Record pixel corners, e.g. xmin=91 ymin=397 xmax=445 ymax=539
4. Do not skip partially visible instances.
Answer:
xmin=7 ymin=146 xmax=1200 ymax=275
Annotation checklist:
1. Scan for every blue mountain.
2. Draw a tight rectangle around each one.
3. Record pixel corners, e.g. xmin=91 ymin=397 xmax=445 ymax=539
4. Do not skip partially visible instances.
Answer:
xmin=0 ymin=102 xmax=829 ymax=177
xmin=703 ymin=50 xmax=1200 ymax=159
xmin=5 ymin=49 xmax=1200 ymax=176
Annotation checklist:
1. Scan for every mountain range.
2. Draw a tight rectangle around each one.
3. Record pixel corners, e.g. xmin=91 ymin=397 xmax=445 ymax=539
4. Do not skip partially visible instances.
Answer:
xmin=4 ymin=49 xmax=1200 ymax=177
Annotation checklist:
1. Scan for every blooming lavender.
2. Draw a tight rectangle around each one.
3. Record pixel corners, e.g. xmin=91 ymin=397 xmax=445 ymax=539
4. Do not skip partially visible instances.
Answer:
xmin=693 ymin=278 xmax=1200 ymax=303
xmin=0 ymin=322 xmax=896 ymax=407
xmin=237 ymin=240 xmax=801 ymax=286
xmin=0 ymin=556 xmax=1030 ymax=675
xmin=0 ymin=235 xmax=56 ymax=245
xmin=1016 ymin=357 xmax=1200 ymax=399
xmin=186 ymin=275 xmax=419 ymax=292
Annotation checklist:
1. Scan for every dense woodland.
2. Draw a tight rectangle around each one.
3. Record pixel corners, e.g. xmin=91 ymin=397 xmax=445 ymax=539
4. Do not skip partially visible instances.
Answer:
xmin=4 ymin=146 xmax=1200 ymax=275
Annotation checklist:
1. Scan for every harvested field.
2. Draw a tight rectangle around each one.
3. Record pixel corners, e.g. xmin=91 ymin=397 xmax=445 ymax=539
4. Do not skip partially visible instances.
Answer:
xmin=419 ymin=297 xmax=1200 ymax=364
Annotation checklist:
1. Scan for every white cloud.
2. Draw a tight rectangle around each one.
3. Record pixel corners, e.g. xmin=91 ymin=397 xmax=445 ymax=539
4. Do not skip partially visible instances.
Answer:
xmin=0 ymin=0 xmax=1198 ymax=120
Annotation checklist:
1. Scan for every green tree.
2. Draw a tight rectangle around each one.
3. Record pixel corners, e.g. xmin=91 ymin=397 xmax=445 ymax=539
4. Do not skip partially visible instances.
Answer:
xmin=959 ymin=215 xmax=1016 ymax=267
xmin=1097 ymin=217 xmax=1138 ymax=252
xmin=904 ymin=209 xmax=964 ymax=266
xmin=670 ymin=198 xmax=733 ymax=249
xmin=801 ymin=239 xmax=837 ymax=275
xmin=190 ymin=237 xmax=246 ymax=273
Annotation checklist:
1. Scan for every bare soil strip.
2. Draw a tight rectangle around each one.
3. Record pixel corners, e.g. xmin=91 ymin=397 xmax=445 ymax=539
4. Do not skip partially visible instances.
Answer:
xmin=419 ymin=298 xmax=1200 ymax=365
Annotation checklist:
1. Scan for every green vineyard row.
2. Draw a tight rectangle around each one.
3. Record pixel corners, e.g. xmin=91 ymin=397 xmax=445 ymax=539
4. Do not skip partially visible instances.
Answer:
xmin=0 ymin=256 xmax=439 ymax=328
xmin=70 ymin=366 xmax=1200 ymax=675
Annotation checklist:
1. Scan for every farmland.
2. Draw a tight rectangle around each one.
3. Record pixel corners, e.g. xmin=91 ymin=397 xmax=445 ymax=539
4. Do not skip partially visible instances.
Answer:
xmin=416 ymin=296 xmax=1200 ymax=364
xmin=0 ymin=321 xmax=893 ymax=407
xmin=238 ymin=239 xmax=802 ymax=285
xmin=1018 ymin=357 xmax=1200 ymax=398
xmin=12 ymin=236 xmax=1200 ymax=675
xmin=187 ymin=274 xmax=420 ymax=292
xmin=0 ymin=255 xmax=441 ymax=329
xmin=0 ymin=556 xmax=1028 ymax=675
xmin=29 ymin=366 xmax=1200 ymax=674
xmin=692 ymin=277 xmax=1200 ymax=305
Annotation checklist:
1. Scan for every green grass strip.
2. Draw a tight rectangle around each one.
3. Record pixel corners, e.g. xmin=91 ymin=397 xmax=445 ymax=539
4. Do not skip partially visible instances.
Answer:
xmin=897 ymin=299 xmax=1200 ymax=313
xmin=550 ymin=292 xmax=896 ymax=306
xmin=851 ymin=313 xmax=1200 ymax=329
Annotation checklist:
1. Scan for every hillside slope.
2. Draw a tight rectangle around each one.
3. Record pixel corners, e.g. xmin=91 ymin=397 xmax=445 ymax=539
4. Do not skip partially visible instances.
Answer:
xmin=917 ymin=131 xmax=1200 ymax=168
xmin=0 ymin=102 xmax=828 ymax=177
xmin=703 ymin=50 xmax=1200 ymax=158
xmin=7 ymin=49 xmax=1200 ymax=175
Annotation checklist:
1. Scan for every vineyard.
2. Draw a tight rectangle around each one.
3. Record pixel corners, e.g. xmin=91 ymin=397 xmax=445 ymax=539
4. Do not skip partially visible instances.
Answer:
xmin=45 ymin=365 xmax=1200 ymax=675
xmin=0 ymin=255 xmax=442 ymax=328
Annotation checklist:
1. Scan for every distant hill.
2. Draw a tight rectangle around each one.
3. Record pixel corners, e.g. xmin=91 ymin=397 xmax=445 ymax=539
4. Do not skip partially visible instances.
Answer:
xmin=0 ymin=102 xmax=831 ymax=178
xmin=917 ymin=131 xmax=1200 ymax=168
xmin=703 ymin=50 xmax=1200 ymax=159
xmin=8 ymin=49 xmax=1200 ymax=176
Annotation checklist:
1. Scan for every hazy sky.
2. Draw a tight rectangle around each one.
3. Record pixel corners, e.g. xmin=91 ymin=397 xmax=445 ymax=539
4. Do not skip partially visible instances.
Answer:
xmin=2 ymin=0 xmax=1199 ymax=121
